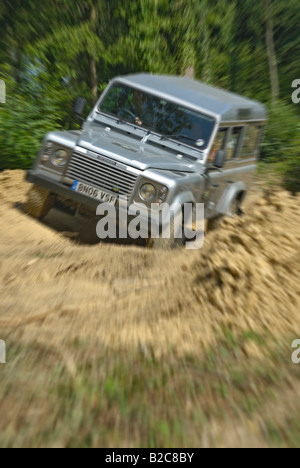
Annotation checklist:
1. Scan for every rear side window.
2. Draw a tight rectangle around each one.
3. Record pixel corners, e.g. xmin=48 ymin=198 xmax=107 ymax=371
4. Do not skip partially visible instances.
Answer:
xmin=208 ymin=128 xmax=227 ymax=162
xmin=240 ymin=125 xmax=261 ymax=159
xmin=226 ymin=127 xmax=243 ymax=160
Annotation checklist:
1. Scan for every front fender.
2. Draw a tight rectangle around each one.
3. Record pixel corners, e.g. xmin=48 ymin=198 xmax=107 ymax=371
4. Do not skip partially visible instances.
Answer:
xmin=216 ymin=181 xmax=247 ymax=215
xmin=169 ymin=191 xmax=196 ymax=218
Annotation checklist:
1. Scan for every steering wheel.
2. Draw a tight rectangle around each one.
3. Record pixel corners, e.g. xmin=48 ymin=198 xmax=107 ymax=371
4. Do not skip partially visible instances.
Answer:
xmin=119 ymin=108 xmax=137 ymax=122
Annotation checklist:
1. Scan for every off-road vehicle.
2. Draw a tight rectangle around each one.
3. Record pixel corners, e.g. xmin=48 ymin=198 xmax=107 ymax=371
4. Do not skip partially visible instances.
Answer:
xmin=26 ymin=73 xmax=267 ymax=246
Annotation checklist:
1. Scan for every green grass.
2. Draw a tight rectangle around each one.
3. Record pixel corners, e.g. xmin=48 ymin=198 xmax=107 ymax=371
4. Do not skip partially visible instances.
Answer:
xmin=1 ymin=331 xmax=300 ymax=447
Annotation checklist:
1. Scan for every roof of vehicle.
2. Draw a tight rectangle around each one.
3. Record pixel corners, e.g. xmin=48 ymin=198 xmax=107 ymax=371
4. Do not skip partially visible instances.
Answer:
xmin=114 ymin=73 xmax=267 ymax=123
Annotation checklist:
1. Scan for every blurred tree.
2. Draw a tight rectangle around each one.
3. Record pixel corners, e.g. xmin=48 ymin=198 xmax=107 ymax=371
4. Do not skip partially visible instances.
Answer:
xmin=274 ymin=0 xmax=300 ymax=110
xmin=0 ymin=0 xmax=299 ymax=190
xmin=264 ymin=0 xmax=280 ymax=102
xmin=0 ymin=72 xmax=62 ymax=170
xmin=261 ymin=100 xmax=299 ymax=161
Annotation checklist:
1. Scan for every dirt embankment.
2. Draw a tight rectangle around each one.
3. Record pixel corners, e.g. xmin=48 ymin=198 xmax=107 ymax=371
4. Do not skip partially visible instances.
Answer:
xmin=0 ymin=170 xmax=299 ymax=358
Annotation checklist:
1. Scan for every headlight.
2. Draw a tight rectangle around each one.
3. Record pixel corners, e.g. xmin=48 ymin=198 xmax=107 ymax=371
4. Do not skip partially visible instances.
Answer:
xmin=51 ymin=149 xmax=68 ymax=167
xmin=140 ymin=183 xmax=156 ymax=202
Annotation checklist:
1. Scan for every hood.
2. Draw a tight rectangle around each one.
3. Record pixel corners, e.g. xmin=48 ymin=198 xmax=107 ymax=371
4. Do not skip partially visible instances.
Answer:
xmin=77 ymin=122 xmax=202 ymax=173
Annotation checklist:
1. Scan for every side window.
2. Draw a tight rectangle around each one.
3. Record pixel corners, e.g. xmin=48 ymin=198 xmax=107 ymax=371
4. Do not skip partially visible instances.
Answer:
xmin=208 ymin=128 xmax=228 ymax=162
xmin=240 ymin=125 xmax=261 ymax=159
xmin=226 ymin=127 xmax=243 ymax=160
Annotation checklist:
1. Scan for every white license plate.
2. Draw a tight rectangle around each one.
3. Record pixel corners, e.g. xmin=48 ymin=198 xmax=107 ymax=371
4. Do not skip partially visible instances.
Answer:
xmin=72 ymin=181 xmax=117 ymax=205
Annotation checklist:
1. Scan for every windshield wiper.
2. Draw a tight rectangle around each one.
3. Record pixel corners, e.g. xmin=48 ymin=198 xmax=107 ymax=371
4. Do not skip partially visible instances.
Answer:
xmin=101 ymin=111 xmax=155 ymax=131
xmin=160 ymin=133 xmax=204 ymax=147
xmin=96 ymin=110 xmax=126 ymax=125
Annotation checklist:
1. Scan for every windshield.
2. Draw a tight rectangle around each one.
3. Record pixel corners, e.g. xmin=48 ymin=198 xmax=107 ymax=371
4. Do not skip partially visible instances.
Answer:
xmin=99 ymin=83 xmax=216 ymax=150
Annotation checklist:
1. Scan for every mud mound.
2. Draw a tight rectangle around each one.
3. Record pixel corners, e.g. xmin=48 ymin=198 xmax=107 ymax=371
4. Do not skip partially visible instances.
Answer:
xmin=187 ymin=190 xmax=300 ymax=356
xmin=1 ymin=170 xmax=300 ymax=448
xmin=108 ymin=189 xmax=300 ymax=357
xmin=0 ymin=171 xmax=299 ymax=359
xmin=0 ymin=170 xmax=28 ymax=204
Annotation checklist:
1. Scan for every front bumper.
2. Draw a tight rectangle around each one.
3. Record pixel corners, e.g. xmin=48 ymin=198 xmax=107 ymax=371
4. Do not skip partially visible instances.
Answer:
xmin=26 ymin=170 xmax=102 ymax=210
xmin=25 ymin=170 xmax=161 ymax=231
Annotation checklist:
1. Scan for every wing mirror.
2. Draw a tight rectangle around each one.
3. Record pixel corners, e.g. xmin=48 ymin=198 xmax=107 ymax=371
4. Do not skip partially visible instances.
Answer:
xmin=213 ymin=150 xmax=226 ymax=169
xmin=74 ymin=97 xmax=87 ymax=121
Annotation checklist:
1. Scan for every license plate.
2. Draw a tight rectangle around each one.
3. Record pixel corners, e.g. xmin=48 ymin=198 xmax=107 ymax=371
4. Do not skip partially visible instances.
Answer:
xmin=72 ymin=181 xmax=117 ymax=205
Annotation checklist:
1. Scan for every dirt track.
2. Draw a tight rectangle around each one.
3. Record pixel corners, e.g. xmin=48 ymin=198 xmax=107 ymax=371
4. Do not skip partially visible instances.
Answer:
xmin=0 ymin=170 xmax=300 ymax=447
xmin=0 ymin=170 xmax=299 ymax=358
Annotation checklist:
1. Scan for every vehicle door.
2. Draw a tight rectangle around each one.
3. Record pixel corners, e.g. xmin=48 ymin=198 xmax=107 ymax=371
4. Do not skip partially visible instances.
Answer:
xmin=205 ymin=126 xmax=244 ymax=217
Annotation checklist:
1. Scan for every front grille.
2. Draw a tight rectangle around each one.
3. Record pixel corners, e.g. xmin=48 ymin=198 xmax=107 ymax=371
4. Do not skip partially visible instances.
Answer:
xmin=66 ymin=152 xmax=138 ymax=198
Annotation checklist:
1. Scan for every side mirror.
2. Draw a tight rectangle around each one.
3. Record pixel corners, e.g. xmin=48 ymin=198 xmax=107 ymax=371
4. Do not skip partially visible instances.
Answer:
xmin=213 ymin=150 xmax=226 ymax=169
xmin=74 ymin=97 xmax=87 ymax=117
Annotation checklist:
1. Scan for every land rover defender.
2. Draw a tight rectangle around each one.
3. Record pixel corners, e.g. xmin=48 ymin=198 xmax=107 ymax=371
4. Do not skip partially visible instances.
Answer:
xmin=25 ymin=73 xmax=267 ymax=246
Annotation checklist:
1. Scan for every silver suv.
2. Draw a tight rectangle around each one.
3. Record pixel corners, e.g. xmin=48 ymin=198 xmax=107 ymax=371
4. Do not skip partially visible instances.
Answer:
xmin=26 ymin=73 xmax=267 ymax=246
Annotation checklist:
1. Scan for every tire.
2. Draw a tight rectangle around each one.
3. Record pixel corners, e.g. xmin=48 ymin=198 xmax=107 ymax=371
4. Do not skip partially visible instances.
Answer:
xmin=150 ymin=211 xmax=185 ymax=250
xmin=25 ymin=184 xmax=55 ymax=220
xmin=227 ymin=196 xmax=243 ymax=217
xmin=208 ymin=196 xmax=243 ymax=231
xmin=150 ymin=208 xmax=206 ymax=250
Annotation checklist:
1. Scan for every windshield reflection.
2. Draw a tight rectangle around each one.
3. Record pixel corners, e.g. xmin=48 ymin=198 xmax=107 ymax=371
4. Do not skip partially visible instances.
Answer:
xmin=99 ymin=84 xmax=215 ymax=150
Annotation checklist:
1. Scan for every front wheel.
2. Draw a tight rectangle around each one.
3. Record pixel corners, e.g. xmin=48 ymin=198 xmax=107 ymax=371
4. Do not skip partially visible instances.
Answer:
xmin=208 ymin=195 xmax=244 ymax=231
xmin=25 ymin=184 xmax=55 ymax=220
xmin=149 ymin=209 xmax=207 ymax=250
xmin=150 ymin=211 xmax=185 ymax=250
xmin=227 ymin=196 xmax=243 ymax=217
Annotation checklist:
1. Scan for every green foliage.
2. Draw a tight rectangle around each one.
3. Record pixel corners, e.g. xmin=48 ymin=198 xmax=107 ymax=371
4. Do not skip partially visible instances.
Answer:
xmin=281 ymin=126 xmax=300 ymax=194
xmin=0 ymin=83 xmax=62 ymax=170
xmin=283 ymin=157 xmax=300 ymax=194
xmin=0 ymin=0 xmax=299 ymax=192
xmin=261 ymin=101 xmax=299 ymax=161
xmin=260 ymin=101 xmax=300 ymax=193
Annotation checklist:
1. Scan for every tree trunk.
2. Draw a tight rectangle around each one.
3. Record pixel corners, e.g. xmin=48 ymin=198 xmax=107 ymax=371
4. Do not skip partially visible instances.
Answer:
xmin=185 ymin=65 xmax=195 ymax=79
xmin=89 ymin=1 xmax=98 ymax=104
xmin=89 ymin=56 xmax=98 ymax=105
xmin=265 ymin=0 xmax=280 ymax=101
xmin=199 ymin=0 xmax=212 ymax=83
